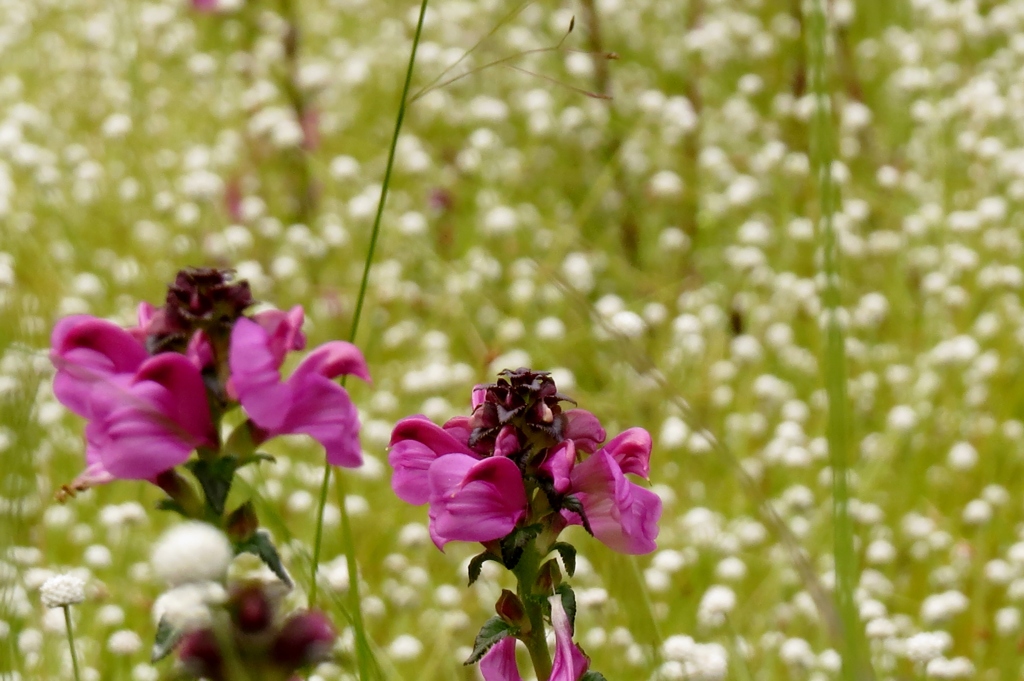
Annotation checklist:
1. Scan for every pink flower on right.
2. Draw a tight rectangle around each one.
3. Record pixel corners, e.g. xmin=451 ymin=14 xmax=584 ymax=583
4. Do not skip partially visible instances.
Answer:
xmin=388 ymin=368 xmax=661 ymax=555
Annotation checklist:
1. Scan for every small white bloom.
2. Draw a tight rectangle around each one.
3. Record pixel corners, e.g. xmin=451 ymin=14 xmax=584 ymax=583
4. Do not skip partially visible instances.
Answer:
xmin=904 ymin=631 xmax=952 ymax=663
xmin=107 ymin=629 xmax=143 ymax=656
xmin=39 ymin=574 xmax=85 ymax=608
xmin=698 ymin=585 xmax=736 ymax=627
xmin=996 ymin=607 xmax=1020 ymax=635
xmin=151 ymin=522 xmax=233 ymax=587
xmin=388 ymin=634 xmax=423 ymax=661
xmin=947 ymin=442 xmax=977 ymax=470
xmin=152 ymin=582 xmax=227 ymax=631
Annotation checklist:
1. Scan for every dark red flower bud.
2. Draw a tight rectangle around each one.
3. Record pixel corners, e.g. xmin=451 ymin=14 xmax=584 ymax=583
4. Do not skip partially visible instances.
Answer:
xmin=231 ymin=584 xmax=274 ymax=635
xmin=269 ymin=610 xmax=336 ymax=670
xmin=177 ymin=629 xmax=224 ymax=681
xmin=495 ymin=589 xmax=527 ymax=629
xmin=468 ymin=369 xmax=578 ymax=456
xmin=164 ymin=267 xmax=254 ymax=335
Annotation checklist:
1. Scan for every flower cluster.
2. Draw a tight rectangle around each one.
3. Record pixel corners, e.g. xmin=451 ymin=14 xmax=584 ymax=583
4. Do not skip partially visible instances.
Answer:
xmin=49 ymin=267 xmax=368 ymax=675
xmin=147 ymin=522 xmax=336 ymax=680
xmin=51 ymin=267 xmax=369 ymax=491
xmin=389 ymin=369 xmax=661 ymax=680
xmin=389 ymin=368 xmax=661 ymax=554
xmin=172 ymin=584 xmax=336 ymax=681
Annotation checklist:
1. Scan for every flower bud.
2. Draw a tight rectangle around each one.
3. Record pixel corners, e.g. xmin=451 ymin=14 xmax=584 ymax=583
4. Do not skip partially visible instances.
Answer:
xmin=155 ymin=470 xmax=204 ymax=519
xmin=535 ymin=559 xmax=562 ymax=594
xmin=226 ymin=501 xmax=259 ymax=544
xmin=269 ymin=610 xmax=336 ymax=670
xmin=494 ymin=589 xmax=527 ymax=629
xmin=177 ymin=629 xmax=224 ymax=681
xmin=231 ymin=584 xmax=274 ymax=635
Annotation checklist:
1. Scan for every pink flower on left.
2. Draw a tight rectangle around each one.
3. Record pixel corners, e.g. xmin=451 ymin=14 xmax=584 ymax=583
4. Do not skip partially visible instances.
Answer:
xmin=51 ymin=315 xmax=216 ymax=484
xmin=49 ymin=268 xmax=370 ymax=490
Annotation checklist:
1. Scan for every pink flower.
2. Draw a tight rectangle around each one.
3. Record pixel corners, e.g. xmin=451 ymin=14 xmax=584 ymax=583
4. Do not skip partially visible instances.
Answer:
xmin=539 ymin=440 xmax=576 ymax=494
xmin=479 ymin=638 xmax=523 ymax=681
xmin=84 ymin=353 xmax=216 ymax=480
xmin=564 ymin=434 xmax=661 ymax=554
xmin=599 ymin=428 xmax=652 ymax=478
xmin=52 ymin=315 xmax=215 ymax=483
xmin=426 ymin=454 xmax=528 ymax=549
xmin=549 ymin=595 xmax=589 ymax=680
xmin=229 ymin=311 xmax=369 ymax=467
xmin=51 ymin=315 xmax=149 ymax=417
xmin=561 ymin=409 xmax=606 ymax=453
xmin=480 ymin=596 xmax=588 ymax=681
xmin=389 ymin=416 xmax=476 ymax=505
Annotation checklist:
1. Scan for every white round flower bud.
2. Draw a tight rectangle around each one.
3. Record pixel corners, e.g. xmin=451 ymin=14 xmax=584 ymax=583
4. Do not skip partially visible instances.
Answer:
xmin=151 ymin=522 xmax=233 ymax=587
xmin=152 ymin=582 xmax=228 ymax=632
xmin=39 ymin=574 xmax=86 ymax=608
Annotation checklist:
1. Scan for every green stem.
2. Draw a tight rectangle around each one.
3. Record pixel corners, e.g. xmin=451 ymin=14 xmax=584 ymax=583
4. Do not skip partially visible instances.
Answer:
xmin=335 ymin=471 xmax=371 ymax=681
xmin=807 ymin=2 xmax=871 ymax=681
xmin=63 ymin=606 xmax=81 ymax=681
xmin=308 ymin=1 xmax=430 ymax=678
xmin=308 ymin=0 xmax=430 ymax=607
xmin=512 ymin=543 xmax=552 ymax=680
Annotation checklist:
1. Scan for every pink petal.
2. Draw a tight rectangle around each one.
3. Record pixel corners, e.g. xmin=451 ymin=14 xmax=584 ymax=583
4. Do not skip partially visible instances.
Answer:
xmin=291 ymin=341 xmax=370 ymax=384
xmin=494 ymin=426 xmax=521 ymax=458
xmin=51 ymin=315 xmax=149 ymax=417
xmin=136 ymin=353 xmax=216 ymax=443
xmin=479 ymin=637 xmax=523 ymax=681
xmin=540 ymin=440 xmax=576 ymax=494
xmin=600 ymin=428 xmax=652 ymax=479
xmin=568 ymin=450 xmax=661 ymax=555
xmin=427 ymin=455 xmax=527 ymax=549
xmin=186 ymin=331 xmax=214 ymax=370
xmin=562 ymin=409 xmax=606 ymax=453
xmin=550 ymin=595 xmax=589 ymax=681
xmin=279 ymin=374 xmax=362 ymax=467
xmin=389 ymin=416 xmax=477 ymax=505
xmin=128 ymin=302 xmax=157 ymax=343
xmin=89 ymin=354 xmax=214 ymax=480
xmin=253 ymin=305 xmax=307 ymax=367
xmin=231 ymin=318 xmax=367 ymax=465
xmin=441 ymin=416 xmax=473 ymax=445
xmin=230 ymin=318 xmax=294 ymax=431
xmin=71 ymin=441 xmax=115 ymax=488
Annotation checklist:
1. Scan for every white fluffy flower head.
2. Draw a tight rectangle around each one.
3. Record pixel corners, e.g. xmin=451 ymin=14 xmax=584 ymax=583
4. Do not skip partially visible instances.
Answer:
xmin=152 ymin=581 xmax=228 ymax=631
xmin=151 ymin=522 xmax=233 ymax=587
xmin=39 ymin=573 xmax=86 ymax=608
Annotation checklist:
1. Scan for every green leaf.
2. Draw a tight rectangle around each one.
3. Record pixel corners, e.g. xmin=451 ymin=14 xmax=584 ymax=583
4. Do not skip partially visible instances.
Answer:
xmin=187 ymin=456 xmax=239 ymax=517
xmin=550 ymin=541 xmax=577 ymax=577
xmin=151 ymin=617 xmax=181 ymax=662
xmin=236 ymin=530 xmax=293 ymax=587
xmin=581 ymin=672 xmax=608 ymax=681
xmin=500 ymin=524 xmax=544 ymax=570
xmin=560 ymin=495 xmax=592 ymax=535
xmin=222 ymin=420 xmax=258 ymax=460
xmin=555 ymin=583 xmax=577 ymax=632
xmin=468 ymin=551 xmax=503 ymax=586
xmin=463 ymin=616 xmax=516 ymax=666
xmin=155 ymin=499 xmax=189 ymax=518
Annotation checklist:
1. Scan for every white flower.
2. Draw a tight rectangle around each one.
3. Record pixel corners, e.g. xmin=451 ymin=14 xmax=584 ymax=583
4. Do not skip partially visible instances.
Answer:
xmin=152 ymin=582 xmax=227 ymax=632
xmin=388 ymin=634 xmax=423 ymax=661
xmin=107 ymin=629 xmax=143 ymax=656
xmin=39 ymin=574 xmax=85 ymax=608
xmin=904 ymin=631 xmax=952 ymax=663
xmin=698 ymin=585 xmax=736 ymax=627
xmin=151 ymin=522 xmax=233 ymax=587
